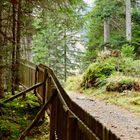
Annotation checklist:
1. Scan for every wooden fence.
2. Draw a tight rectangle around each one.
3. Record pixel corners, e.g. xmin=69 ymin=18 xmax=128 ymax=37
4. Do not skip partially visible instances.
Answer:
xmin=19 ymin=60 xmax=120 ymax=140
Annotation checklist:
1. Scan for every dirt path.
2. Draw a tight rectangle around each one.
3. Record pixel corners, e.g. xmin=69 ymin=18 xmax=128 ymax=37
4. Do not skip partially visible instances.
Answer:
xmin=67 ymin=91 xmax=140 ymax=140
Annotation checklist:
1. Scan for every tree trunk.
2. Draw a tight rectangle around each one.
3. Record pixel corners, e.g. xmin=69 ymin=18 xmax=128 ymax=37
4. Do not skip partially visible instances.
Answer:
xmin=104 ymin=17 xmax=110 ymax=44
xmin=0 ymin=1 xmax=5 ymax=98
xmin=26 ymin=12 xmax=33 ymax=62
xmin=126 ymin=0 xmax=132 ymax=41
xmin=11 ymin=2 xmax=17 ymax=95
xmin=64 ymin=30 xmax=67 ymax=82
xmin=26 ymin=35 xmax=33 ymax=61
xmin=15 ymin=0 xmax=22 ymax=90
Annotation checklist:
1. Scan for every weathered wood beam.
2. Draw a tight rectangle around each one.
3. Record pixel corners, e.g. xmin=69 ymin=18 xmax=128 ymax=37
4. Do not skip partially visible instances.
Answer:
xmin=2 ymin=82 xmax=43 ymax=104
xmin=18 ymin=88 xmax=57 ymax=140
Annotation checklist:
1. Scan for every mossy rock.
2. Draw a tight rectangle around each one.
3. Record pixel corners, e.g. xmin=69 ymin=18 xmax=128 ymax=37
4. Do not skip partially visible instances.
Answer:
xmin=106 ymin=75 xmax=140 ymax=92
xmin=82 ymin=61 xmax=115 ymax=88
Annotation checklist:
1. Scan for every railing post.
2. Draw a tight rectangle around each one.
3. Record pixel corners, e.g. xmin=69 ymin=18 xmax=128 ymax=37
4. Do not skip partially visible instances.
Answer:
xmin=43 ymin=69 xmax=48 ymax=104
xmin=42 ymin=68 xmax=48 ymax=120
xmin=67 ymin=112 xmax=77 ymax=140
xmin=46 ymin=75 xmax=53 ymax=116
xmin=50 ymin=88 xmax=58 ymax=140
xmin=34 ymin=66 xmax=39 ymax=96
xmin=46 ymin=76 xmax=51 ymax=101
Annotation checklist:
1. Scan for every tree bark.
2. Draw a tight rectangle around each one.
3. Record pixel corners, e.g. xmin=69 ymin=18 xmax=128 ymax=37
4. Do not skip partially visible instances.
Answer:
xmin=26 ymin=35 xmax=33 ymax=61
xmin=11 ymin=2 xmax=17 ymax=95
xmin=15 ymin=0 xmax=22 ymax=90
xmin=64 ymin=30 xmax=67 ymax=82
xmin=26 ymin=11 xmax=33 ymax=62
xmin=0 ymin=1 xmax=5 ymax=98
xmin=126 ymin=0 xmax=132 ymax=41
xmin=104 ymin=17 xmax=110 ymax=44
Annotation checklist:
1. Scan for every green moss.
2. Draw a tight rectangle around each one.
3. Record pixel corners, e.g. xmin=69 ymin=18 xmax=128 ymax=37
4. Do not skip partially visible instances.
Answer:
xmin=81 ymin=52 xmax=140 ymax=89
xmin=106 ymin=74 xmax=140 ymax=92
xmin=0 ymin=93 xmax=49 ymax=140
xmin=82 ymin=61 xmax=115 ymax=88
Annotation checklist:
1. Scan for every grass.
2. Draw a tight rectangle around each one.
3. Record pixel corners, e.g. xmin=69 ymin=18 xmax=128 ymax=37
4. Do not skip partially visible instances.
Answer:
xmin=83 ymin=88 xmax=140 ymax=114
xmin=65 ymin=75 xmax=140 ymax=114
xmin=0 ymin=93 xmax=50 ymax=140
xmin=65 ymin=75 xmax=82 ymax=91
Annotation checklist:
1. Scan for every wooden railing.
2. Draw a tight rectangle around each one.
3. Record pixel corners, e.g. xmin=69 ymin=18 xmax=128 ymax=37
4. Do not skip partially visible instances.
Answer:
xmin=18 ymin=60 xmax=120 ymax=140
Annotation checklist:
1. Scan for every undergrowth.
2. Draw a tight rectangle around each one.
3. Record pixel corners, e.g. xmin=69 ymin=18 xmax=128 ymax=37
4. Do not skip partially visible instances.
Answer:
xmin=0 ymin=93 xmax=49 ymax=140
xmin=82 ymin=88 xmax=140 ymax=113
xmin=66 ymin=47 xmax=140 ymax=113
xmin=65 ymin=75 xmax=82 ymax=91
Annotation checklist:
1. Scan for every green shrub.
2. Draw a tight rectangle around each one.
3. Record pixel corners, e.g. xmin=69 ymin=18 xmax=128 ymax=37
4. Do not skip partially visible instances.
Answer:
xmin=105 ymin=56 xmax=140 ymax=77
xmin=106 ymin=74 xmax=140 ymax=92
xmin=117 ymin=57 xmax=140 ymax=77
xmin=0 ymin=119 xmax=20 ymax=138
xmin=0 ymin=120 xmax=11 ymax=137
xmin=121 ymin=44 xmax=135 ymax=58
xmin=130 ymin=60 xmax=140 ymax=76
xmin=81 ymin=47 xmax=140 ymax=89
xmin=65 ymin=75 xmax=82 ymax=90
xmin=82 ymin=61 xmax=115 ymax=88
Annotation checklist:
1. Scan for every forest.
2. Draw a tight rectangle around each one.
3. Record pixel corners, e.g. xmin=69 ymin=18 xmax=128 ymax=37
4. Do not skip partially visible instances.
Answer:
xmin=0 ymin=0 xmax=140 ymax=139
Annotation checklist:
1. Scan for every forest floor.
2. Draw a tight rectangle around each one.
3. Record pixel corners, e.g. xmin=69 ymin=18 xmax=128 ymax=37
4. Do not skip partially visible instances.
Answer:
xmin=1 ymin=90 xmax=140 ymax=140
xmin=68 ymin=90 xmax=140 ymax=140
xmin=0 ymin=93 xmax=49 ymax=140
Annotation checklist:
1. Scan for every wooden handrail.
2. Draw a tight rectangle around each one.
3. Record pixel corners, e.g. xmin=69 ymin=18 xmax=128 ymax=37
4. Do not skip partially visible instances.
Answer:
xmin=18 ymin=88 xmax=57 ymax=140
xmin=18 ymin=60 xmax=120 ymax=140
xmin=2 ymin=82 xmax=43 ymax=104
